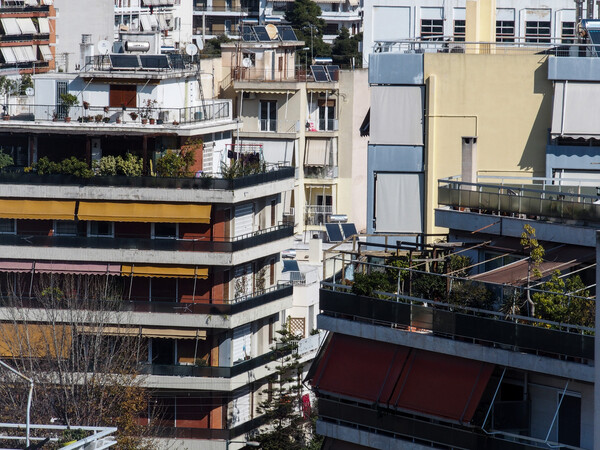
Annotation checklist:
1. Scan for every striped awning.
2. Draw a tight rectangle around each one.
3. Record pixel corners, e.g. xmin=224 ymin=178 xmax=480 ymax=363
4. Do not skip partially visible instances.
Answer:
xmin=121 ymin=265 xmax=208 ymax=279
xmin=77 ymin=201 xmax=211 ymax=223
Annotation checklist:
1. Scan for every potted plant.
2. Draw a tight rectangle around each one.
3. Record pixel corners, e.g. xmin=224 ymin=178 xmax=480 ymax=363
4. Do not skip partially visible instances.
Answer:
xmin=60 ymin=93 xmax=79 ymax=122
xmin=51 ymin=110 xmax=58 ymax=122
xmin=140 ymin=99 xmax=157 ymax=125
xmin=116 ymin=116 xmax=122 ymax=124
xmin=82 ymin=101 xmax=90 ymax=110
xmin=103 ymin=117 xmax=110 ymax=123
xmin=94 ymin=114 xmax=103 ymax=123
xmin=129 ymin=111 xmax=138 ymax=121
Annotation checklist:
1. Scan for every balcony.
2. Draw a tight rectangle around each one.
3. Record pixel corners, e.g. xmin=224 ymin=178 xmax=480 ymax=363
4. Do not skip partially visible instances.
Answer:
xmin=0 ymin=166 xmax=295 ymax=191
xmin=156 ymin=415 xmax=267 ymax=440
xmin=305 ymin=205 xmax=333 ymax=226
xmin=304 ymin=165 xmax=338 ymax=180
xmin=0 ymin=32 xmax=49 ymax=42
xmin=0 ymin=224 xmax=293 ymax=255
xmin=193 ymin=5 xmax=248 ymax=13
xmin=0 ymin=4 xmax=49 ymax=14
xmin=2 ymin=101 xmax=232 ymax=128
xmin=438 ymin=175 xmax=600 ymax=224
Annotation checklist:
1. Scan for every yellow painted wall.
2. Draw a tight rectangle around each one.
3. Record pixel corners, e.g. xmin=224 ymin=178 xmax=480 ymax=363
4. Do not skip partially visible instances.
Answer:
xmin=423 ymin=53 xmax=553 ymax=235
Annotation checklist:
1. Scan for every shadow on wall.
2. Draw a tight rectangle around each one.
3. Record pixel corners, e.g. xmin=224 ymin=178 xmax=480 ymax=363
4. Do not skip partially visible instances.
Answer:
xmin=518 ymin=58 xmax=553 ymax=176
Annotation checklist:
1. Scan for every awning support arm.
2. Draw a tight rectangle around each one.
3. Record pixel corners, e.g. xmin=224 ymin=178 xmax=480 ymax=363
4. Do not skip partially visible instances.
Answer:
xmin=481 ymin=367 xmax=506 ymax=431
xmin=544 ymin=379 xmax=570 ymax=443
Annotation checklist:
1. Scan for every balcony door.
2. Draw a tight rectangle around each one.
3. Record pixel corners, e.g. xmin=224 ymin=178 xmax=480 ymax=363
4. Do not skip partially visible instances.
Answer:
xmin=109 ymin=84 xmax=137 ymax=108
xmin=259 ymin=100 xmax=277 ymax=132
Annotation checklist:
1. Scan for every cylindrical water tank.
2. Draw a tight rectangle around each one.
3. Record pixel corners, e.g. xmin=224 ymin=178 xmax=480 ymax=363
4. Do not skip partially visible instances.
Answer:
xmin=125 ymin=41 xmax=150 ymax=52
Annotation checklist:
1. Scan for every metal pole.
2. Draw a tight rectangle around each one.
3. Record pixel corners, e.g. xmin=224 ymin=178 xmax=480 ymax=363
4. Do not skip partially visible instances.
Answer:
xmin=0 ymin=359 xmax=33 ymax=447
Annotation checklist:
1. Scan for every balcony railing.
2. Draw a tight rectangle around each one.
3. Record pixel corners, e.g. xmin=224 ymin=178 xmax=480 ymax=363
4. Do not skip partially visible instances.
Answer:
xmin=0 ymin=283 xmax=293 ymax=316
xmin=194 ymin=5 xmax=248 ymax=12
xmin=320 ymin=286 xmax=593 ymax=362
xmin=0 ymin=166 xmax=295 ymax=190
xmin=0 ymin=4 xmax=49 ymax=13
xmin=0 ymin=224 xmax=293 ymax=254
xmin=438 ymin=175 xmax=600 ymax=223
xmin=155 ymin=415 xmax=268 ymax=440
xmin=305 ymin=205 xmax=333 ymax=226
xmin=232 ymin=66 xmax=336 ymax=83
xmin=303 ymin=165 xmax=338 ymax=179
xmin=2 ymin=101 xmax=231 ymax=126
xmin=139 ymin=348 xmax=286 ymax=378
xmin=0 ymin=32 xmax=49 ymax=42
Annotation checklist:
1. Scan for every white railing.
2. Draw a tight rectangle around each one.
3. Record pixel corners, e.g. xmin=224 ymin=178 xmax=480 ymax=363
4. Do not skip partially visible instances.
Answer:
xmin=297 ymin=331 xmax=326 ymax=356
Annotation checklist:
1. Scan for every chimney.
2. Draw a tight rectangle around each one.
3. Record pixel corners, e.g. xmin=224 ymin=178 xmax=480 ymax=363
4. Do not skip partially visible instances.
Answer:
xmin=309 ymin=236 xmax=322 ymax=264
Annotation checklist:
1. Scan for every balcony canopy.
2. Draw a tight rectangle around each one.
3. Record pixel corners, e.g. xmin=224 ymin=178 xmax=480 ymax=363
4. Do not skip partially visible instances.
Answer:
xmin=121 ymin=264 xmax=208 ymax=279
xmin=0 ymin=199 xmax=76 ymax=221
xmin=551 ymin=81 xmax=600 ymax=139
xmin=85 ymin=326 xmax=207 ymax=340
xmin=311 ymin=333 xmax=494 ymax=424
xmin=77 ymin=201 xmax=211 ymax=223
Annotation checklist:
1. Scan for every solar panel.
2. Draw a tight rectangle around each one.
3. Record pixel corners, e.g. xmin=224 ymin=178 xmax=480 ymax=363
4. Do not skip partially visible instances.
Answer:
xmin=341 ymin=223 xmax=358 ymax=239
xmin=325 ymin=223 xmax=343 ymax=242
xmin=254 ymin=26 xmax=272 ymax=42
xmin=310 ymin=65 xmax=329 ymax=82
xmin=277 ymin=25 xmax=297 ymax=41
xmin=169 ymin=53 xmax=184 ymax=69
xmin=241 ymin=25 xmax=257 ymax=42
xmin=110 ymin=54 xmax=140 ymax=69
xmin=140 ymin=55 xmax=170 ymax=69
xmin=326 ymin=65 xmax=340 ymax=81
xmin=282 ymin=260 xmax=300 ymax=272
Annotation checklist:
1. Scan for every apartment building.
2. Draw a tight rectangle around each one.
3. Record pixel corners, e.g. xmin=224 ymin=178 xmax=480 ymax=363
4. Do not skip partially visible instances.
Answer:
xmin=0 ymin=0 xmax=55 ymax=74
xmin=362 ymin=0 xmax=592 ymax=66
xmin=0 ymin=49 xmax=306 ymax=448
xmin=219 ymin=32 xmax=369 ymax=236
xmin=192 ymin=0 xmax=249 ymax=41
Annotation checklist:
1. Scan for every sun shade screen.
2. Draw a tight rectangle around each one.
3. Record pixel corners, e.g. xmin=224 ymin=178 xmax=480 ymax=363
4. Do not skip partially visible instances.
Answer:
xmin=1 ymin=18 xmax=21 ymax=35
xmin=0 ymin=260 xmax=33 ymax=273
xmin=375 ymin=173 xmax=423 ymax=233
xmin=89 ymin=326 xmax=206 ymax=339
xmin=370 ymin=86 xmax=424 ymax=145
xmin=304 ymin=139 xmax=330 ymax=166
xmin=39 ymin=45 xmax=53 ymax=60
xmin=34 ymin=262 xmax=121 ymax=276
xmin=0 ymin=47 xmax=17 ymax=64
xmin=0 ymin=199 xmax=76 ymax=220
xmin=38 ymin=17 xmax=50 ymax=33
xmin=551 ymin=81 xmax=600 ymax=139
xmin=311 ymin=334 xmax=494 ymax=424
xmin=16 ymin=18 xmax=37 ymax=34
xmin=0 ymin=324 xmax=71 ymax=359
xmin=77 ymin=202 xmax=211 ymax=223
xmin=121 ymin=265 xmax=208 ymax=279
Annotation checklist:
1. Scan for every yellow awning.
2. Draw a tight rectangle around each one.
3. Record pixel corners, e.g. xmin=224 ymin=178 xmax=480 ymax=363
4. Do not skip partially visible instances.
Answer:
xmin=77 ymin=201 xmax=211 ymax=224
xmin=84 ymin=326 xmax=206 ymax=339
xmin=0 ymin=323 xmax=72 ymax=359
xmin=121 ymin=264 xmax=208 ymax=279
xmin=0 ymin=199 xmax=76 ymax=220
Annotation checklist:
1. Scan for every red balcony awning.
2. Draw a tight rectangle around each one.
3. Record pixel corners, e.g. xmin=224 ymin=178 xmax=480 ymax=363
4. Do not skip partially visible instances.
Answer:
xmin=311 ymin=333 xmax=494 ymax=424
xmin=0 ymin=260 xmax=121 ymax=276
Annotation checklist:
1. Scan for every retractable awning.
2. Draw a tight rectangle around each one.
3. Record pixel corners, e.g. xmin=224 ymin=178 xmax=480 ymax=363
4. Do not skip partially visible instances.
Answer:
xmin=0 ymin=324 xmax=72 ymax=358
xmin=0 ymin=199 xmax=76 ymax=220
xmin=77 ymin=201 xmax=211 ymax=223
xmin=1 ymin=18 xmax=21 ymax=35
xmin=34 ymin=262 xmax=122 ymax=276
xmin=551 ymin=81 xmax=600 ymax=139
xmin=16 ymin=18 xmax=37 ymax=34
xmin=121 ymin=264 xmax=208 ymax=279
xmin=311 ymin=334 xmax=494 ymax=424
xmin=87 ymin=326 xmax=207 ymax=339
xmin=304 ymin=138 xmax=331 ymax=166
xmin=38 ymin=17 xmax=50 ymax=34
xmin=39 ymin=45 xmax=53 ymax=61
xmin=0 ymin=260 xmax=33 ymax=273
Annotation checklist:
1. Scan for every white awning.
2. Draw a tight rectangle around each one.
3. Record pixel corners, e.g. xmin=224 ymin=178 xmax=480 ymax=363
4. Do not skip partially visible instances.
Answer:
xmin=11 ymin=46 xmax=35 ymax=62
xmin=551 ymin=81 xmax=600 ymax=139
xmin=139 ymin=15 xmax=151 ymax=31
xmin=304 ymin=138 xmax=332 ymax=166
xmin=241 ymin=138 xmax=294 ymax=165
xmin=1 ymin=18 xmax=21 ymax=35
xmin=16 ymin=18 xmax=37 ymax=34
xmin=149 ymin=15 xmax=159 ymax=29
xmin=370 ymin=86 xmax=424 ymax=146
xmin=24 ymin=46 xmax=36 ymax=61
xmin=39 ymin=45 xmax=53 ymax=61
xmin=38 ymin=17 xmax=50 ymax=34
xmin=158 ymin=14 xmax=168 ymax=30
xmin=0 ymin=47 xmax=17 ymax=64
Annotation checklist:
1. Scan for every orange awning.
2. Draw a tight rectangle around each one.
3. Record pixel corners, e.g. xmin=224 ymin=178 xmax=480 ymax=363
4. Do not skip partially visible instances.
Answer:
xmin=83 ymin=326 xmax=206 ymax=339
xmin=0 ymin=199 xmax=76 ymax=220
xmin=0 ymin=323 xmax=72 ymax=359
xmin=121 ymin=264 xmax=208 ymax=279
xmin=77 ymin=201 xmax=211 ymax=223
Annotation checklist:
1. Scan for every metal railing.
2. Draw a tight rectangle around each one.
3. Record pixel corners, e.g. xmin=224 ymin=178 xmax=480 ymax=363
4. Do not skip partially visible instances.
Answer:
xmin=233 ymin=66 xmax=337 ymax=83
xmin=2 ymin=101 xmax=231 ymax=125
xmin=438 ymin=175 xmax=600 ymax=223
xmin=373 ymin=38 xmax=600 ymax=57
xmin=0 ymin=166 xmax=295 ymax=190
xmin=0 ymin=33 xmax=50 ymax=42
xmin=0 ymin=224 xmax=293 ymax=254
xmin=280 ymin=267 xmax=320 ymax=286
xmin=305 ymin=205 xmax=333 ymax=226
xmin=304 ymin=165 xmax=338 ymax=179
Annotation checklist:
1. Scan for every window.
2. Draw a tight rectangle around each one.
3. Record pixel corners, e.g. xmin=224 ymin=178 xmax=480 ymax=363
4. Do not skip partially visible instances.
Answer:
xmin=525 ymin=21 xmax=551 ymax=43
xmin=496 ymin=21 xmax=515 ymax=42
xmin=561 ymin=22 xmax=576 ymax=44
xmin=88 ymin=221 xmax=114 ymax=237
xmin=421 ymin=19 xmax=443 ymax=41
xmin=325 ymin=23 xmax=339 ymax=35
xmin=153 ymin=223 xmax=178 ymax=239
xmin=109 ymin=84 xmax=137 ymax=108
xmin=259 ymin=100 xmax=277 ymax=132
xmin=0 ymin=219 xmax=15 ymax=234
xmin=242 ymin=52 xmax=255 ymax=66
xmin=318 ymin=99 xmax=335 ymax=131
xmin=54 ymin=220 xmax=78 ymax=236
xmin=454 ymin=20 xmax=465 ymax=41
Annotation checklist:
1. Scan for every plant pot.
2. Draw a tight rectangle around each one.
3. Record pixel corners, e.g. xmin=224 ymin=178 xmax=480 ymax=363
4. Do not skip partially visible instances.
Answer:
xmin=64 ymin=117 xmax=71 ymax=123
xmin=172 ymin=121 xmax=179 ymax=125
xmin=116 ymin=118 xmax=121 ymax=124
xmin=149 ymin=118 xmax=155 ymax=125
xmin=103 ymin=118 xmax=110 ymax=123
xmin=3 ymin=115 xmax=10 ymax=121
xmin=157 ymin=119 xmax=163 ymax=125
xmin=141 ymin=118 xmax=148 ymax=125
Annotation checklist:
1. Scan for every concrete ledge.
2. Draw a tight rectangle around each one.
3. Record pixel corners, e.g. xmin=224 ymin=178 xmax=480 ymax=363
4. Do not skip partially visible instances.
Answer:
xmin=318 ymin=315 xmax=594 ymax=382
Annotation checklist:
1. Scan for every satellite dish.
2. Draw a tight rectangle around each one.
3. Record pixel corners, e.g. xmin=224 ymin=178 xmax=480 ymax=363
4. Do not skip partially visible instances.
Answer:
xmin=185 ymin=43 xmax=198 ymax=56
xmin=25 ymin=87 xmax=34 ymax=96
xmin=265 ymin=23 xmax=278 ymax=40
xmin=242 ymin=57 xmax=253 ymax=68
xmin=97 ymin=40 xmax=111 ymax=56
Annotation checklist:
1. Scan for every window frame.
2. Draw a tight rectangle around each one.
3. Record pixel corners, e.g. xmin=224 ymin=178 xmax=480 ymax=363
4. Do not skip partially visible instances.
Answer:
xmin=420 ymin=19 xmax=444 ymax=41
xmin=561 ymin=21 xmax=576 ymax=44
xmin=0 ymin=219 xmax=16 ymax=235
xmin=259 ymin=100 xmax=277 ymax=132
xmin=453 ymin=19 xmax=466 ymax=42
xmin=152 ymin=223 xmax=179 ymax=240
xmin=525 ymin=20 xmax=551 ymax=43
xmin=87 ymin=221 xmax=115 ymax=238
xmin=496 ymin=20 xmax=515 ymax=42
xmin=54 ymin=220 xmax=78 ymax=237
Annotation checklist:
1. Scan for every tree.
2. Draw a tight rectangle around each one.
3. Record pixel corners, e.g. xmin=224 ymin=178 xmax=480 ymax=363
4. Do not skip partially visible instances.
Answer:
xmin=331 ymin=28 xmax=362 ymax=68
xmin=532 ymin=270 xmax=594 ymax=327
xmin=285 ymin=0 xmax=330 ymax=63
xmin=202 ymin=34 xmax=232 ymax=57
xmin=0 ymin=273 xmax=160 ymax=449
xmin=255 ymin=327 xmax=317 ymax=450
xmin=520 ymin=224 xmax=545 ymax=316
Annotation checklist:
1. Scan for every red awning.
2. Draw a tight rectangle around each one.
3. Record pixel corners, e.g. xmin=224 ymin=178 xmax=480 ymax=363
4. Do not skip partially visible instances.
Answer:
xmin=34 ymin=262 xmax=121 ymax=276
xmin=311 ymin=334 xmax=494 ymax=424
xmin=0 ymin=260 xmax=34 ymax=273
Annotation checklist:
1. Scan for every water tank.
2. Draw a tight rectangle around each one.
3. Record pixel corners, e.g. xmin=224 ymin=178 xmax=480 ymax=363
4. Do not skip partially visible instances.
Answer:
xmin=125 ymin=41 xmax=150 ymax=52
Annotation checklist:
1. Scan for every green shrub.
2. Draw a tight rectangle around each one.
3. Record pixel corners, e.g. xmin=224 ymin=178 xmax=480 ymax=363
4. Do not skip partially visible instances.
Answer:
xmin=156 ymin=147 xmax=195 ymax=177
xmin=0 ymin=150 xmax=14 ymax=169
xmin=93 ymin=155 xmax=117 ymax=176
xmin=35 ymin=156 xmax=60 ymax=175
xmin=116 ymin=153 xmax=143 ymax=176
xmin=351 ymin=271 xmax=394 ymax=297
xmin=59 ymin=156 xmax=93 ymax=178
